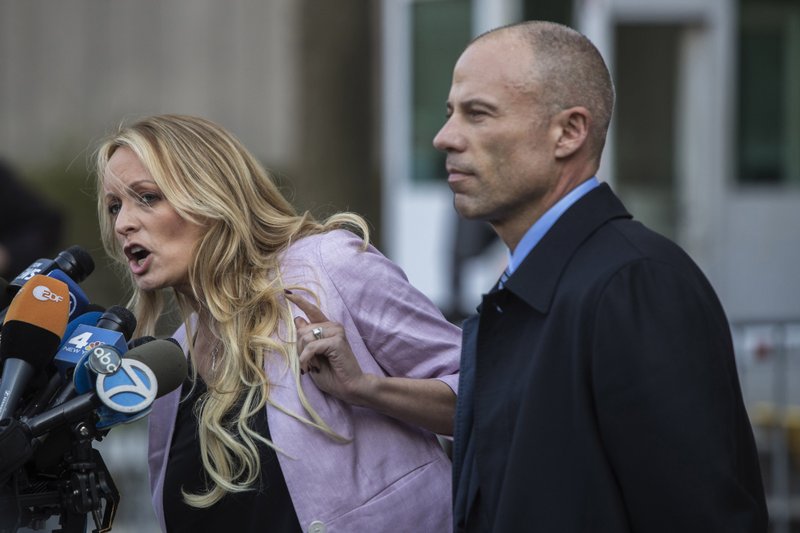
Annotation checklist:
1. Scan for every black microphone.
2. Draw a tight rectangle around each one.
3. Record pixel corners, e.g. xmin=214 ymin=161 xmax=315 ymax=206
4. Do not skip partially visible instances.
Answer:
xmin=127 ymin=335 xmax=156 ymax=350
xmin=23 ymin=339 xmax=187 ymax=437
xmin=9 ymin=245 xmax=94 ymax=289
xmin=0 ymin=245 xmax=94 ymax=318
xmin=0 ymin=275 xmax=69 ymax=420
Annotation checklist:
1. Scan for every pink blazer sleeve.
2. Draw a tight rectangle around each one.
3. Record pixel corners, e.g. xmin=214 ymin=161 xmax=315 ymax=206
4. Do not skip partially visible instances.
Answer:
xmin=302 ymin=230 xmax=460 ymax=393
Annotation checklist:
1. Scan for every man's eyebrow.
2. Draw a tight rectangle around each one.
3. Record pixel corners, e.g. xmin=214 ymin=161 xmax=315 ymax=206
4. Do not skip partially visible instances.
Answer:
xmin=444 ymin=97 xmax=500 ymax=116
xmin=460 ymin=98 xmax=499 ymax=112
xmin=462 ymin=97 xmax=495 ymax=107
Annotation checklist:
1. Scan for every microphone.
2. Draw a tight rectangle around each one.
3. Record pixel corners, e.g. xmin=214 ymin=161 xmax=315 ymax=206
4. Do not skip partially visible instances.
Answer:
xmin=101 ymin=338 xmax=186 ymax=421
xmin=8 ymin=245 xmax=94 ymax=291
xmin=0 ymin=274 xmax=94 ymax=419
xmin=44 ymin=306 xmax=136 ymax=426
xmin=46 ymin=269 xmax=90 ymax=321
xmin=128 ymin=335 xmax=157 ymax=350
xmin=60 ymin=305 xmax=106 ymax=349
xmin=0 ymin=275 xmax=69 ymax=420
xmin=93 ymin=337 xmax=186 ymax=429
xmin=15 ymin=306 xmax=107 ymax=419
xmin=53 ymin=305 xmax=135 ymax=381
xmin=51 ymin=307 xmax=105 ymax=378
xmin=23 ymin=339 xmax=187 ymax=437
xmin=0 ymin=245 xmax=94 ymax=322
xmin=0 ymin=339 xmax=186 ymax=490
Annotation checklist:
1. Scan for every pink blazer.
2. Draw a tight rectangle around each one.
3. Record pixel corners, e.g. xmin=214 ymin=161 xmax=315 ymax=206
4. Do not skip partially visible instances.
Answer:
xmin=147 ymin=230 xmax=460 ymax=532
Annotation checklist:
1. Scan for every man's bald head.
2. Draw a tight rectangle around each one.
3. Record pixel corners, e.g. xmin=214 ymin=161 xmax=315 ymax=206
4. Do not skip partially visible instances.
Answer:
xmin=471 ymin=21 xmax=615 ymax=160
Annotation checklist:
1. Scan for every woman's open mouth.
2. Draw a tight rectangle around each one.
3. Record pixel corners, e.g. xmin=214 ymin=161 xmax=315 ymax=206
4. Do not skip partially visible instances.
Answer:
xmin=125 ymin=245 xmax=152 ymax=275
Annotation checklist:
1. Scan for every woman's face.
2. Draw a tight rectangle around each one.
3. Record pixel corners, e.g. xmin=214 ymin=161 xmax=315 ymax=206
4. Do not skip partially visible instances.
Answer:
xmin=103 ymin=146 xmax=206 ymax=295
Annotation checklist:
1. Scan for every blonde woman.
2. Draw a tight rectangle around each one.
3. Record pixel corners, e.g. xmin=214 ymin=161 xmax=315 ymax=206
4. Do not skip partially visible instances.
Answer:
xmin=95 ymin=114 xmax=460 ymax=532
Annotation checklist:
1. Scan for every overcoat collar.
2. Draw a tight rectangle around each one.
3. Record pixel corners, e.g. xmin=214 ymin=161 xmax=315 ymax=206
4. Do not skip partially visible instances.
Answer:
xmin=503 ymin=183 xmax=631 ymax=313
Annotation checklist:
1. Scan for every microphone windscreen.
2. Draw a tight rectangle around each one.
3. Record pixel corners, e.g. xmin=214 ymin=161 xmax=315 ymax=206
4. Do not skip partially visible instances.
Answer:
xmin=96 ymin=305 xmax=137 ymax=339
xmin=125 ymin=339 xmax=187 ymax=398
xmin=55 ymin=245 xmax=95 ymax=282
xmin=2 ymin=275 xmax=69 ymax=335
xmin=0 ymin=275 xmax=69 ymax=369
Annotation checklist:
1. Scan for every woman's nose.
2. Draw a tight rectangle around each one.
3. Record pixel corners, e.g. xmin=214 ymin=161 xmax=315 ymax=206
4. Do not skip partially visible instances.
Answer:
xmin=114 ymin=204 xmax=138 ymax=236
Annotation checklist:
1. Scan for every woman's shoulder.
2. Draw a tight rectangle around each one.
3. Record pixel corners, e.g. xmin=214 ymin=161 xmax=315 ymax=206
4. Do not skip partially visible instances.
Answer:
xmin=284 ymin=229 xmax=370 ymax=264
xmin=279 ymin=229 xmax=389 ymax=311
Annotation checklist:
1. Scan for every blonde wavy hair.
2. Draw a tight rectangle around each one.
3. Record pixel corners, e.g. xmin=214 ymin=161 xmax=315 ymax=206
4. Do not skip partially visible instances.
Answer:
xmin=94 ymin=114 xmax=369 ymax=507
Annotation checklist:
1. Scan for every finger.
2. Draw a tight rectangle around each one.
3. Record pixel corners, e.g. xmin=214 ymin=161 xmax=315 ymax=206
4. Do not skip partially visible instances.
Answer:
xmin=297 ymin=329 xmax=336 ymax=370
xmin=285 ymin=292 xmax=329 ymax=324
xmin=298 ymin=340 xmax=331 ymax=374
xmin=308 ymin=355 xmax=322 ymax=374
xmin=294 ymin=315 xmax=309 ymax=330
xmin=298 ymin=339 xmax=325 ymax=367
xmin=292 ymin=315 xmax=312 ymax=372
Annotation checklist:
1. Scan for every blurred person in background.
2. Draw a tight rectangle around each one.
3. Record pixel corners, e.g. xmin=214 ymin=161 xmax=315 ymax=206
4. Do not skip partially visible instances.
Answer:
xmin=0 ymin=159 xmax=63 ymax=280
xmin=94 ymin=114 xmax=460 ymax=532
xmin=446 ymin=216 xmax=498 ymax=323
xmin=434 ymin=21 xmax=767 ymax=532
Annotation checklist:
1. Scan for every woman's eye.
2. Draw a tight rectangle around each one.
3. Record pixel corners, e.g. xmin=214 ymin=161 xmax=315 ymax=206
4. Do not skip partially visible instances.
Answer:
xmin=139 ymin=193 xmax=160 ymax=206
xmin=107 ymin=203 xmax=121 ymax=216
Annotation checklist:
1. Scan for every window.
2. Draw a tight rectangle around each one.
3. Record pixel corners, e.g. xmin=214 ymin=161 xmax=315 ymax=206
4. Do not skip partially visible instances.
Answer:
xmin=411 ymin=0 xmax=471 ymax=183
xmin=522 ymin=0 xmax=571 ymax=26
xmin=738 ymin=0 xmax=800 ymax=185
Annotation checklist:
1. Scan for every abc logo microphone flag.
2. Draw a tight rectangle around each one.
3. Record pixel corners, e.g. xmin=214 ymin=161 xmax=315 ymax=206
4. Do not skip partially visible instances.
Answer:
xmin=96 ymin=358 xmax=158 ymax=414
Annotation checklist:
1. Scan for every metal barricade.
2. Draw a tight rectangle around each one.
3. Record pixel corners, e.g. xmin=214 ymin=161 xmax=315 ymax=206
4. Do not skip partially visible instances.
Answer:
xmin=732 ymin=319 xmax=800 ymax=533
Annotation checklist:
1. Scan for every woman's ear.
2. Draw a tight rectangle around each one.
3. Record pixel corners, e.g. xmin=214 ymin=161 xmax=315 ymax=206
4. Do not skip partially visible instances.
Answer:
xmin=554 ymin=107 xmax=591 ymax=159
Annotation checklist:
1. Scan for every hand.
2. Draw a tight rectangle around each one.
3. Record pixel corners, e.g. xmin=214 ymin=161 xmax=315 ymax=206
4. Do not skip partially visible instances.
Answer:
xmin=284 ymin=291 xmax=370 ymax=405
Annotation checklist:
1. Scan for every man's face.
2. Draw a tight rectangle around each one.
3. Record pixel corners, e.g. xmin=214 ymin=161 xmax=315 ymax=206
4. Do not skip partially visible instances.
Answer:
xmin=433 ymin=35 xmax=561 ymax=241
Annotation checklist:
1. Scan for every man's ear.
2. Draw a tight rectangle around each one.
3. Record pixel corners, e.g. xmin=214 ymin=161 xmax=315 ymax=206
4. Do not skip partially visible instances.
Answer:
xmin=554 ymin=107 xmax=590 ymax=158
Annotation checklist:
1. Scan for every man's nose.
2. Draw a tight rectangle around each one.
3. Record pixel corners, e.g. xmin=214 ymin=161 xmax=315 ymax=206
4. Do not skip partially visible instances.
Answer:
xmin=433 ymin=117 xmax=463 ymax=152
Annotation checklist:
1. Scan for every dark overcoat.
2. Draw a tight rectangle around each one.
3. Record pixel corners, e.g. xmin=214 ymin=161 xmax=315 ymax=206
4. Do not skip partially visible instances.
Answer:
xmin=453 ymin=184 xmax=767 ymax=532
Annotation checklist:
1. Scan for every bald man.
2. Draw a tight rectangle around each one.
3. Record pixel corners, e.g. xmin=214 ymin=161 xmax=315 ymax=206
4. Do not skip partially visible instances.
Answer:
xmin=434 ymin=21 xmax=767 ymax=533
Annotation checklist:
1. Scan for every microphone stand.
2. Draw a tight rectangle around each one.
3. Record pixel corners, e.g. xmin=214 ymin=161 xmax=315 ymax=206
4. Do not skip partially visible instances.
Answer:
xmin=0 ymin=416 xmax=119 ymax=533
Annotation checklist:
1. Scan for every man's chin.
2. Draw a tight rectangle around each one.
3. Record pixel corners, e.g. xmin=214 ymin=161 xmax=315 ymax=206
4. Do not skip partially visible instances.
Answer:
xmin=453 ymin=196 xmax=485 ymax=220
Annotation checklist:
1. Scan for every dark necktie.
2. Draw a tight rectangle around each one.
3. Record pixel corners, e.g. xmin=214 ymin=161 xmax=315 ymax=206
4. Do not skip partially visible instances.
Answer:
xmin=498 ymin=268 xmax=510 ymax=289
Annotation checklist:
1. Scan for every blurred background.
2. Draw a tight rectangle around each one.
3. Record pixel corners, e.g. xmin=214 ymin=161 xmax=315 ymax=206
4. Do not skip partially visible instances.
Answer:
xmin=1 ymin=0 xmax=798 ymax=531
